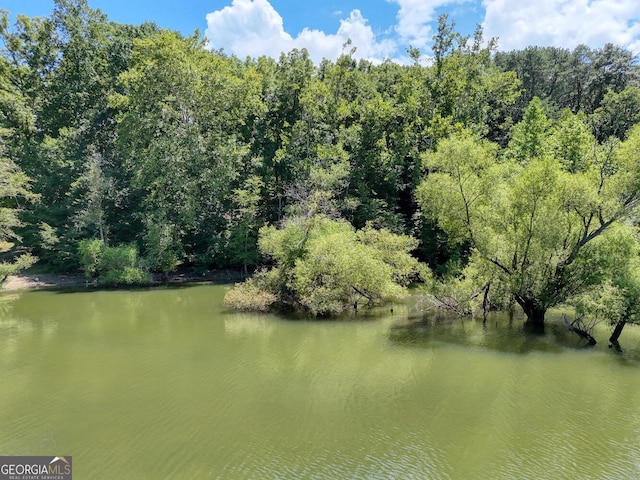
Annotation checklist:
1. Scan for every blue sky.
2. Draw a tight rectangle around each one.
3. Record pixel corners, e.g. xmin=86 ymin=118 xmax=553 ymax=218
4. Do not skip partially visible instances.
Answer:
xmin=3 ymin=0 xmax=640 ymax=63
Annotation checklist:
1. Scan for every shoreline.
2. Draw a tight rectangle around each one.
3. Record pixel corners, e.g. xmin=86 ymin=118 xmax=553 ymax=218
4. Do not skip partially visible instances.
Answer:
xmin=0 ymin=270 xmax=250 ymax=292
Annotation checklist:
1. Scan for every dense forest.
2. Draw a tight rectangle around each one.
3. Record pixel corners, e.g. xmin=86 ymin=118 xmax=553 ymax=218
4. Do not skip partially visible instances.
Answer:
xmin=2 ymin=0 xmax=640 ymax=330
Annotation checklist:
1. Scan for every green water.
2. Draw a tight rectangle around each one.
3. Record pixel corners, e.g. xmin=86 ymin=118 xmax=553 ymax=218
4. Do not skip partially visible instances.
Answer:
xmin=1 ymin=285 xmax=640 ymax=479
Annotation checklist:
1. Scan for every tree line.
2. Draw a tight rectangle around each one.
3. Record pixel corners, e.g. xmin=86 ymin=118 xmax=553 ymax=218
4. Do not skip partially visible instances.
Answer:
xmin=2 ymin=1 xmax=640 ymax=332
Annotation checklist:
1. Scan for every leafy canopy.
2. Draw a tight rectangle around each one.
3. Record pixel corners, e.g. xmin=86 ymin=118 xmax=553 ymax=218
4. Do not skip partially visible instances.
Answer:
xmin=0 ymin=151 xmax=37 ymax=282
xmin=225 ymin=216 xmax=426 ymax=316
xmin=418 ymin=109 xmax=640 ymax=323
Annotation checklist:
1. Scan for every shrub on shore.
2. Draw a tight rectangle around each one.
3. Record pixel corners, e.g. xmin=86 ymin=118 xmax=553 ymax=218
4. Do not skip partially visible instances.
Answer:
xmin=224 ymin=216 xmax=428 ymax=316
xmin=78 ymin=239 xmax=150 ymax=285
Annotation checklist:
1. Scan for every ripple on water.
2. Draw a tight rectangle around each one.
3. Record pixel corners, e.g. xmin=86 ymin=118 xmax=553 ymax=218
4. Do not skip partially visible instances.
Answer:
xmin=3 ymin=288 xmax=640 ymax=479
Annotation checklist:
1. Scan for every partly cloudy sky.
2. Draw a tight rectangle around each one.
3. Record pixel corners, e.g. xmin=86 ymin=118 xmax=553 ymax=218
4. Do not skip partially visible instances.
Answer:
xmin=4 ymin=0 xmax=640 ymax=63
xmin=204 ymin=0 xmax=640 ymax=62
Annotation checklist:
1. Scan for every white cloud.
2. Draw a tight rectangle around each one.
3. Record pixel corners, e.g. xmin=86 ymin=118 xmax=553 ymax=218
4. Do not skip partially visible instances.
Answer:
xmin=205 ymin=0 xmax=395 ymax=63
xmin=204 ymin=0 xmax=640 ymax=63
xmin=482 ymin=0 xmax=640 ymax=53
xmin=390 ymin=0 xmax=473 ymax=50
xmin=205 ymin=0 xmax=292 ymax=56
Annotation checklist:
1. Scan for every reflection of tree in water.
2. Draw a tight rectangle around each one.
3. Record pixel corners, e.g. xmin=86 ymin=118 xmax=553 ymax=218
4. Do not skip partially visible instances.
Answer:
xmin=0 ymin=293 xmax=18 ymax=318
xmin=0 ymin=293 xmax=32 ymax=333
xmin=387 ymin=311 xmax=603 ymax=355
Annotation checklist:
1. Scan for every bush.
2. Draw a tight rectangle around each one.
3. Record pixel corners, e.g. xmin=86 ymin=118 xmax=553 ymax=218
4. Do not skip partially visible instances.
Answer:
xmin=78 ymin=240 xmax=149 ymax=285
xmin=224 ymin=275 xmax=277 ymax=312
xmin=98 ymin=245 xmax=137 ymax=272
xmin=78 ymin=239 xmax=104 ymax=278
xmin=100 ymin=266 xmax=151 ymax=286
xmin=226 ymin=216 xmax=427 ymax=316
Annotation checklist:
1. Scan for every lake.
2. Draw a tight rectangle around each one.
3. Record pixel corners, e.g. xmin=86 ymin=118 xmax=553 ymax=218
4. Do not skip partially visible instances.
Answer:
xmin=1 ymin=284 xmax=640 ymax=479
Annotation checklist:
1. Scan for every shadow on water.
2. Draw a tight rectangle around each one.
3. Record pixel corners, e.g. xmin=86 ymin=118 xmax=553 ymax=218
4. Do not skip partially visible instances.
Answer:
xmin=388 ymin=310 xmax=602 ymax=355
xmin=261 ymin=305 xmax=400 ymax=324
xmin=49 ymin=281 xmax=217 ymax=295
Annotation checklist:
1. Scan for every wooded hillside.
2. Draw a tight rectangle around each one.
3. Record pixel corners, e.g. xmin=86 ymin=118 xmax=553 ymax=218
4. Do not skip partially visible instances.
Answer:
xmin=1 ymin=0 xmax=639 ymax=297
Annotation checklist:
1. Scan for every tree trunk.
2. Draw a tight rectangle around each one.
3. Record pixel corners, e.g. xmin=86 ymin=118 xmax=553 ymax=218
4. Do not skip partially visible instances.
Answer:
xmin=609 ymin=321 xmax=626 ymax=343
xmin=523 ymin=308 xmax=546 ymax=333
xmin=482 ymin=283 xmax=491 ymax=324
xmin=517 ymin=297 xmax=546 ymax=332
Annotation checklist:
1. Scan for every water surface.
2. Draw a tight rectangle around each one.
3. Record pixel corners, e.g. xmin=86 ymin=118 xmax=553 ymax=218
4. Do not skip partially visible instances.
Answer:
xmin=1 ymin=285 xmax=640 ymax=479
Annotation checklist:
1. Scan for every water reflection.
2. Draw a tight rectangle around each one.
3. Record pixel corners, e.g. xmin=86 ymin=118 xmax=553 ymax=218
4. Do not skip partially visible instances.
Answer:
xmin=3 ymin=286 xmax=640 ymax=478
xmin=389 ymin=310 xmax=640 ymax=357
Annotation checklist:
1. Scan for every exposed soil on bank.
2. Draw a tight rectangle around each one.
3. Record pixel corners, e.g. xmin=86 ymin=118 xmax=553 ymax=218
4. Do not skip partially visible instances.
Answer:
xmin=1 ymin=273 xmax=85 ymax=291
xmin=1 ymin=269 xmax=249 ymax=292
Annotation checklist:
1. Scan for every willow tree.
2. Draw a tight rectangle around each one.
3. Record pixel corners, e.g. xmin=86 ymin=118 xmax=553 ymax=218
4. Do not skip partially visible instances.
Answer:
xmin=573 ymin=238 xmax=640 ymax=344
xmin=225 ymin=216 xmax=426 ymax=316
xmin=418 ymin=117 xmax=640 ymax=328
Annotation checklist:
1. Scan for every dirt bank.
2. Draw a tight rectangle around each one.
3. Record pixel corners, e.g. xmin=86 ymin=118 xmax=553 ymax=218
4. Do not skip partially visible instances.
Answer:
xmin=1 ymin=273 xmax=86 ymax=291
xmin=1 ymin=270 xmax=249 ymax=292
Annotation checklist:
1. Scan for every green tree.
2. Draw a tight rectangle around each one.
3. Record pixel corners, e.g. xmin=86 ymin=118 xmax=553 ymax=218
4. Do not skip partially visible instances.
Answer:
xmin=429 ymin=16 xmax=520 ymax=142
xmin=0 ymin=1 xmax=155 ymax=270
xmin=572 ymin=227 xmax=640 ymax=343
xmin=225 ymin=175 xmax=265 ymax=272
xmin=548 ymin=109 xmax=593 ymax=172
xmin=0 ymin=152 xmax=36 ymax=282
xmin=78 ymin=238 xmax=149 ymax=285
xmin=225 ymin=216 xmax=426 ymax=316
xmin=592 ymin=86 xmax=640 ymax=141
xmin=418 ymin=127 xmax=640 ymax=328
xmin=250 ymin=49 xmax=315 ymax=221
xmin=494 ymin=44 xmax=638 ymax=119
xmin=71 ymin=151 xmax=110 ymax=243
xmin=114 ymin=30 xmax=264 ymax=267
xmin=143 ymin=218 xmax=181 ymax=275
xmin=506 ymin=97 xmax=552 ymax=162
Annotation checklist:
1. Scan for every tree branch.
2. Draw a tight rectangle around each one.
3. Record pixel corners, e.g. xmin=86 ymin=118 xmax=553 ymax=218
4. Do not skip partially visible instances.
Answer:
xmin=485 ymin=256 xmax=512 ymax=275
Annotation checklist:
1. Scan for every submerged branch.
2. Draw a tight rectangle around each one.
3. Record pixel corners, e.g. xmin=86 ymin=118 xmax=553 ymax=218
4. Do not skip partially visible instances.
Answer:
xmin=428 ymin=294 xmax=472 ymax=316
xmin=562 ymin=314 xmax=597 ymax=346
xmin=423 ymin=282 xmax=491 ymax=318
